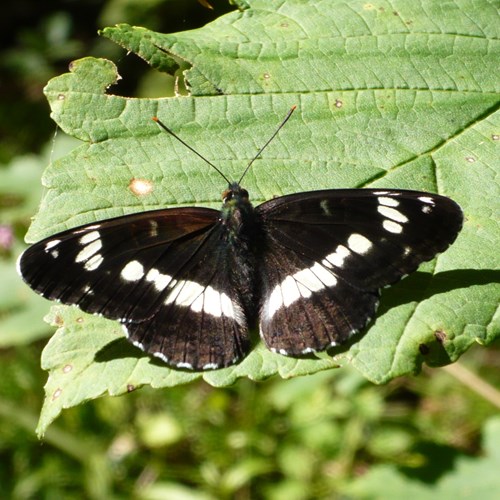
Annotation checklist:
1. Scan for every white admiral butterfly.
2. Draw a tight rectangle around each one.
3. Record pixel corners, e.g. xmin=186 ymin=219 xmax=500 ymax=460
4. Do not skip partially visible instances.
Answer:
xmin=18 ymin=107 xmax=463 ymax=370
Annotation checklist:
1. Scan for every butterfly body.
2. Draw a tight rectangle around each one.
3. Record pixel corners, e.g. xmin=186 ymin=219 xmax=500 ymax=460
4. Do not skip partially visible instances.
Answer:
xmin=18 ymin=181 xmax=463 ymax=371
xmin=219 ymin=181 xmax=262 ymax=312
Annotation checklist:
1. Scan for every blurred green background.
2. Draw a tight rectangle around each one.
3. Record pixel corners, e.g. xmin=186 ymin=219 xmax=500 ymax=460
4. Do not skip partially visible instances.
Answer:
xmin=1 ymin=1 xmax=499 ymax=498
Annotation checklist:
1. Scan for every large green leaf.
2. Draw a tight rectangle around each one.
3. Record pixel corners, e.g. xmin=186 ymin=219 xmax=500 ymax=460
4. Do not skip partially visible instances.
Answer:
xmin=29 ymin=0 xmax=499 ymax=435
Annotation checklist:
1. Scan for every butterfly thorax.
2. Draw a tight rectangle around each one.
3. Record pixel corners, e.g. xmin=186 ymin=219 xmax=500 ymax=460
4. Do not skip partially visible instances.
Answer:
xmin=220 ymin=182 xmax=257 ymax=240
xmin=219 ymin=182 xmax=262 ymax=322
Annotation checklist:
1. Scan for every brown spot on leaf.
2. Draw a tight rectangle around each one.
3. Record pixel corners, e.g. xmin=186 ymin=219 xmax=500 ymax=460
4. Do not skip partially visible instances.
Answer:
xmin=435 ymin=330 xmax=447 ymax=343
xmin=129 ymin=178 xmax=154 ymax=196
xmin=63 ymin=364 xmax=73 ymax=374
xmin=52 ymin=388 xmax=62 ymax=400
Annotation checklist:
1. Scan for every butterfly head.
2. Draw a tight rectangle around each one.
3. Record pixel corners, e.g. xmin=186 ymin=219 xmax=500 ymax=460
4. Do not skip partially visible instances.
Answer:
xmin=222 ymin=182 xmax=250 ymax=205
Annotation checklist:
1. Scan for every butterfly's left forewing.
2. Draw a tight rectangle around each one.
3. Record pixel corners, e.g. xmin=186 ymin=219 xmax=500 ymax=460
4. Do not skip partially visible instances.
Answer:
xmin=19 ymin=208 xmax=250 ymax=370
xmin=256 ymin=189 xmax=463 ymax=356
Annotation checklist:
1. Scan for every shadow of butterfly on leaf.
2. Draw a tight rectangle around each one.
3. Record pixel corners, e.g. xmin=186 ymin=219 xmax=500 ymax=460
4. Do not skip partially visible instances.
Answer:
xmin=90 ymin=268 xmax=496 ymax=370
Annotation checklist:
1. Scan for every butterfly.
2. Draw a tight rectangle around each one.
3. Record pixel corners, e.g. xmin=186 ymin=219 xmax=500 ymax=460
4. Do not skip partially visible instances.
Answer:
xmin=18 ymin=107 xmax=463 ymax=370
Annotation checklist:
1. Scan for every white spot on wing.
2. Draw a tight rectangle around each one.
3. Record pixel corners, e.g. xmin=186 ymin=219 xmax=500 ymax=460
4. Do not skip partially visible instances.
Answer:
xmin=191 ymin=286 xmax=218 ymax=313
xmin=378 ymin=196 xmax=400 ymax=207
xmin=203 ymin=362 xmax=219 ymax=370
xmin=422 ymin=205 xmax=433 ymax=214
xmin=265 ymin=262 xmax=337 ymax=319
xmin=153 ymin=351 xmax=169 ymax=363
xmin=79 ymin=230 xmax=100 ymax=245
xmin=383 ymin=220 xmax=403 ymax=234
xmin=165 ymin=280 xmax=244 ymax=324
xmin=271 ymin=347 xmax=289 ymax=355
xmin=320 ymin=199 xmax=331 ymax=215
xmin=44 ymin=239 xmax=61 ymax=252
xmin=121 ymin=260 xmax=144 ymax=281
xmin=279 ymin=276 xmax=300 ymax=306
xmin=149 ymin=220 xmax=159 ymax=237
xmin=75 ymin=238 xmax=102 ymax=263
xmin=377 ymin=205 xmax=408 ymax=223
xmin=166 ymin=280 xmax=203 ymax=307
xmin=133 ymin=339 xmax=145 ymax=351
xmin=220 ymin=292 xmax=236 ymax=319
xmin=418 ymin=196 xmax=435 ymax=205
xmin=146 ymin=268 xmax=173 ymax=291
xmin=323 ymin=244 xmax=350 ymax=268
xmin=176 ymin=361 xmax=193 ymax=370
xmin=73 ymin=224 xmax=101 ymax=234
xmin=15 ymin=253 xmax=23 ymax=276
xmin=267 ymin=286 xmax=285 ymax=320
xmin=347 ymin=233 xmax=372 ymax=254
xmin=84 ymin=253 xmax=103 ymax=270
xmin=306 ymin=262 xmax=337 ymax=287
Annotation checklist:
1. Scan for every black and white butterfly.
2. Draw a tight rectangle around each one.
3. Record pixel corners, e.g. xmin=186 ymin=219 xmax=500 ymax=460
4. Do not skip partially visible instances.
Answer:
xmin=18 ymin=108 xmax=463 ymax=371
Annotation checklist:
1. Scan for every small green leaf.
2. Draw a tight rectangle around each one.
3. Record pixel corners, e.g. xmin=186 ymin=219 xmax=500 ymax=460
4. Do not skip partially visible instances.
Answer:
xmin=28 ymin=0 xmax=499 ymax=433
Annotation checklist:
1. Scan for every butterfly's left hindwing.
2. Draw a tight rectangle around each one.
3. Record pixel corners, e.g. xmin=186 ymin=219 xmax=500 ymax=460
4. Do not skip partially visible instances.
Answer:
xmin=256 ymin=189 xmax=463 ymax=355
xmin=18 ymin=208 xmax=251 ymax=370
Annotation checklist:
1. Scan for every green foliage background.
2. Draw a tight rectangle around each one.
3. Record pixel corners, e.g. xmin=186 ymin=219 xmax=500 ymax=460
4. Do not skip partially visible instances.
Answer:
xmin=1 ymin=0 xmax=499 ymax=498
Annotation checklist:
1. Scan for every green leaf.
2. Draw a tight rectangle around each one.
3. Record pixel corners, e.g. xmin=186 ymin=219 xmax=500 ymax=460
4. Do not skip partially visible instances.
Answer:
xmin=29 ymin=0 xmax=499 ymax=434
xmin=343 ymin=417 xmax=500 ymax=499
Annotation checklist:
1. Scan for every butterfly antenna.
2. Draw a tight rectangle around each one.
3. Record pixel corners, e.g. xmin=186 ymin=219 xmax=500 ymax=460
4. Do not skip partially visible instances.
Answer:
xmin=152 ymin=116 xmax=231 ymax=184
xmin=238 ymin=105 xmax=296 ymax=185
